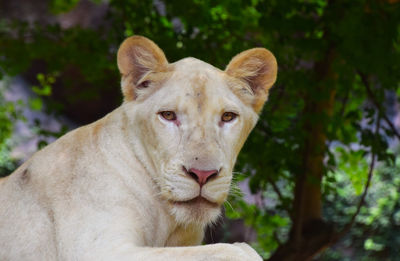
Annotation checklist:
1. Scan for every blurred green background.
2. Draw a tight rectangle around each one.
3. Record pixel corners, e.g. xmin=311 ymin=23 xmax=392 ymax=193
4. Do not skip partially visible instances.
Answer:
xmin=0 ymin=0 xmax=400 ymax=260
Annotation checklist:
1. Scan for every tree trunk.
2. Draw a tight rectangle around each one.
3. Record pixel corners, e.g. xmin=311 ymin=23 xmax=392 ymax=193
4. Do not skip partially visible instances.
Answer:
xmin=268 ymin=47 xmax=337 ymax=261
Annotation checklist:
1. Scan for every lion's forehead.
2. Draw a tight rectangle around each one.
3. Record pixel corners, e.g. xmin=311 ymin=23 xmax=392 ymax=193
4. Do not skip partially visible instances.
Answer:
xmin=172 ymin=57 xmax=222 ymax=73
xmin=162 ymin=58 xmax=238 ymax=114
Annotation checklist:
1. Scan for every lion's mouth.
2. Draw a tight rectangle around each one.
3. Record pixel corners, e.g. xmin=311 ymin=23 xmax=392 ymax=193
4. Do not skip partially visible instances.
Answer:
xmin=172 ymin=196 xmax=219 ymax=208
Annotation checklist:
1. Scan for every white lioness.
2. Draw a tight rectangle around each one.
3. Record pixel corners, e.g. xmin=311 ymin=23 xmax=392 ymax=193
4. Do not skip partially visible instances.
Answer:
xmin=0 ymin=36 xmax=277 ymax=260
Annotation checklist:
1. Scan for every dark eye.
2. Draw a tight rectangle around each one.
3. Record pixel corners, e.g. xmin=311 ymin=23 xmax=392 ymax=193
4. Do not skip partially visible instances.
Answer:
xmin=221 ymin=112 xmax=237 ymax=122
xmin=159 ymin=111 xmax=177 ymax=121
xmin=138 ymin=80 xmax=150 ymax=88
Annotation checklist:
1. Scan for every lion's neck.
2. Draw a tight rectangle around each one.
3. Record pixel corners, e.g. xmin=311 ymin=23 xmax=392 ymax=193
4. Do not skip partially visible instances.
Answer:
xmin=165 ymin=223 xmax=204 ymax=247
xmin=96 ymin=107 xmax=208 ymax=247
xmin=101 ymin=108 xmax=202 ymax=244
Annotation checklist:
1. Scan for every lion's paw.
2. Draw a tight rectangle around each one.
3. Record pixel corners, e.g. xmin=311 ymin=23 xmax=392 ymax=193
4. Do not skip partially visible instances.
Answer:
xmin=232 ymin=242 xmax=263 ymax=261
xmin=213 ymin=242 xmax=262 ymax=261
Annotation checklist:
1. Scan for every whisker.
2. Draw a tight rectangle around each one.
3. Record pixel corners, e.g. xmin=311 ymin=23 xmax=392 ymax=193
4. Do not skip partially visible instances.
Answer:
xmin=224 ymin=200 xmax=235 ymax=213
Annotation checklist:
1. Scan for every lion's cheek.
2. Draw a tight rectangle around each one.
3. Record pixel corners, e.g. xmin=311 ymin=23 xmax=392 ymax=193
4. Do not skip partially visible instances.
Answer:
xmin=203 ymin=189 xmax=229 ymax=205
xmin=226 ymin=116 xmax=257 ymax=161
xmin=139 ymin=118 xmax=181 ymax=168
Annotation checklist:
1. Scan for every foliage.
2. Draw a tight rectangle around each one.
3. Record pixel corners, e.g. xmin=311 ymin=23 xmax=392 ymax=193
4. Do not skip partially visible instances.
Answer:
xmin=0 ymin=79 xmax=20 ymax=177
xmin=0 ymin=0 xmax=400 ymax=259
xmin=320 ymin=150 xmax=400 ymax=260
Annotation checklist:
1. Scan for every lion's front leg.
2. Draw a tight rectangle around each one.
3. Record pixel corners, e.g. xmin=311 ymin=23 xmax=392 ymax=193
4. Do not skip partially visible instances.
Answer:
xmin=135 ymin=243 xmax=263 ymax=261
xmin=56 ymin=211 xmax=262 ymax=261
xmin=88 ymin=243 xmax=262 ymax=261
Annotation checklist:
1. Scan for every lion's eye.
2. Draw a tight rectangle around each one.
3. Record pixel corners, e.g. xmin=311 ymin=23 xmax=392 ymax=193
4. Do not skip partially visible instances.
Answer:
xmin=159 ymin=111 xmax=177 ymax=121
xmin=221 ymin=112 xmax=237 ymax=122
xmin=138 ymin=80 xmax=150 ymax=88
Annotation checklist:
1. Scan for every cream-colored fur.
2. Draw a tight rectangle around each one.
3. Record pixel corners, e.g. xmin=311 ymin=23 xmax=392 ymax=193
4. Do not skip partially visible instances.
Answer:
xmin=0 ymin=36 xmax=277 ymax=261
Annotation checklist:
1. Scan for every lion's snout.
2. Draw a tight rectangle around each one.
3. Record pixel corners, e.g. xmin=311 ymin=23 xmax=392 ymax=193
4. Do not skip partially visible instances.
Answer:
xmin=183 ymin=167 xmax=219 ymax=187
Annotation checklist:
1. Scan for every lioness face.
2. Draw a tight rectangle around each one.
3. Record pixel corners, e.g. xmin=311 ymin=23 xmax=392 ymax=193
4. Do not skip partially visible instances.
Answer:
xmin=118 ymin=36 xmax=277 ymax=225
xmin=127 ymin=60 xmax=259 ymax=225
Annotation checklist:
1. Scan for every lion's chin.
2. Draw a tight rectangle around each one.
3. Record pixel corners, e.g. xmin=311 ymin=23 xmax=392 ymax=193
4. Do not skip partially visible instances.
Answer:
xmin=172 ymin=196 xmax=219 ymax=208
xmin=168 ymin=197 xmax=222 ymax=226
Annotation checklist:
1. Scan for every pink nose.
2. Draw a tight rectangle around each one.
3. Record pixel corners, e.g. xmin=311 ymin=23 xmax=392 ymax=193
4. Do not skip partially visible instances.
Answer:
xmin=187 ymin=168 xmax=219 ymax=186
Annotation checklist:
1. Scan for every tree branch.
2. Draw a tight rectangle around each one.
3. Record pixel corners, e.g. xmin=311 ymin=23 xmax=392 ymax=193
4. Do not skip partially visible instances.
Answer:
xmin=331 ymin=115 xmax=380 ymax=244
xmin=266 ymin=176 xmax=293 ymax=219
xmin=358 ymin=71 xmax=400 ymax=140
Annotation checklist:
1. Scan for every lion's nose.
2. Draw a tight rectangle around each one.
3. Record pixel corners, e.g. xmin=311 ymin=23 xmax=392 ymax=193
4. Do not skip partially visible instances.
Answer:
xmin=187 ymin=168 xmax=219 ymax=186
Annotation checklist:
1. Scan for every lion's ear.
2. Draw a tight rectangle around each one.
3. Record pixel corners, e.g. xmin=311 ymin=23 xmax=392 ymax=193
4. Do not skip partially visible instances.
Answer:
xmin=117 ymin=36 xmax=168 ymax=100
xmin=225 ymin=48 xmax=277 ymax=113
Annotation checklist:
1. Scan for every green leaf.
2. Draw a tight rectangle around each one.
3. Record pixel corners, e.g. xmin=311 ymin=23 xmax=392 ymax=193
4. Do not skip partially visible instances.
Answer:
xmin=29 ymin=98 xmax=43 ymax=111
